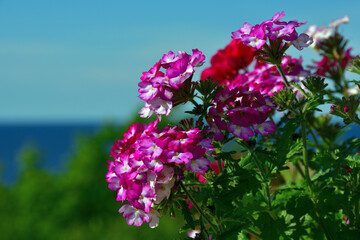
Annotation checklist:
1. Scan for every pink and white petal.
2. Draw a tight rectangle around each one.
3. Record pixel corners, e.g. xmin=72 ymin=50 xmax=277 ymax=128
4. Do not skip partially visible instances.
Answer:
xmin=148 ymin=209 xmax=161 ymax=228
xmin=253 ymin=121 xmax=276 ymax=136
xmin=228 ymin=123 xmax=254 ymax=141
xmin=119 ymin=205 xmax=149 ymax=226
xmin=186 ymin=158 xmax=211 ymax=172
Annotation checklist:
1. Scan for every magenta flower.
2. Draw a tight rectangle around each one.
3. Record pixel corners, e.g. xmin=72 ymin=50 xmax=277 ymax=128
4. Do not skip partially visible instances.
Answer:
xmin=106 ymin=120 xmax=213 ymax=227
xmin=138 ymin=50 xmax=205 ymax=118
xmin=208 ymin=86 xmax=275 ymax=141
xmin=166 ymin=151 xmax=193 ymax=164
xmin=228 ymin=123 xmax=254 ymax=141
xmin=232 ymin=11 xmax=311 ymax=52
xmin=231 ymin=55 xmax=310 ymax=96
xmin=185 ymin=158 xmax=211 ymax=172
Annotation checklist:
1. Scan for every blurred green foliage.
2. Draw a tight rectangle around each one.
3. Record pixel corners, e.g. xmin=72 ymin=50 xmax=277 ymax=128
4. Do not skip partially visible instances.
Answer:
xmin=0 ymin=115 xmax=184 ymax=240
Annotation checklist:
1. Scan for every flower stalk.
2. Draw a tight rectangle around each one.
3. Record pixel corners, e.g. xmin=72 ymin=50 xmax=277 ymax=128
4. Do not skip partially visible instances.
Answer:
xmin=179 ymin=181 xmax=220 ymax=235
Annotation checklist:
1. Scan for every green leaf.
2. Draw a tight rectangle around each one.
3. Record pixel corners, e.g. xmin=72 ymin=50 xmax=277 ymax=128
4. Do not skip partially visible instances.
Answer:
xmin=275 ymin=119 xmax=299 ymax=166
xmin=179 ymin=200 xmax=196 ymax=229
xmin=256 ymin=212 xmax=288 ymax=240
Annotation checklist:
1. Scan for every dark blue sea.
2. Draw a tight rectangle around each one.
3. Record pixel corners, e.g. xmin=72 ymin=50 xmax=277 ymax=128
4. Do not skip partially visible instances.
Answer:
xmin=0 ymin=124 xmax=100 ymax=185
xmin=0 ymin=123 xmax=359 ymax=186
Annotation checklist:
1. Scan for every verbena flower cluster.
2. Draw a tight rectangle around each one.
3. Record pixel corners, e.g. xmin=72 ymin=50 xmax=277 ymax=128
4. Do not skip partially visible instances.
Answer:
xmin=138 ymin=49 xmax=205 ymax=118
xmin=106 ymin=11 xmax=360 ymax=240
xmin=231 ymin=11 xmax=313 ymax=50
xmin=232 ymin=56 xmax=310 ymax=95
xmin=208 ymin=86 xmax=276 ymax=141
xmin=311 ymin=48 xmax=354 ymax=77
xmin=106 ymin=120 xmax=213 ymax=227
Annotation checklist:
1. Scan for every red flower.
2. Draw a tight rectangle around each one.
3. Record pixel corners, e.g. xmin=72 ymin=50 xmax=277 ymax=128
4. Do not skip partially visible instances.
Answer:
xmin=201 ymin=40 xmax=255 ymax=85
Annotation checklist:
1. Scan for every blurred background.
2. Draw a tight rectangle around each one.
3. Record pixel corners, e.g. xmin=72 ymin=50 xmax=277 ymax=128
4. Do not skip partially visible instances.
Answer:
xmin=0 ymin=0 xmax=359 ymax=239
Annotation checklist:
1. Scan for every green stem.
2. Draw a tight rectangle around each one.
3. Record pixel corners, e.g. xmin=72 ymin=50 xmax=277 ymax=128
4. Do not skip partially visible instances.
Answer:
xmin=294 ymin=162 xmax=306 ymax=180
xmin=276 ymin=64 xmax=290 ymax=88
xmin=308 ymin=125 xmax=320 ymax=149
xmin=314 ymin=206 xmax=334 ymax=240
xmin=301 ymin=120 xmax=333 ymax=240
xmin=355 ymin=174 xmax=360 ymax=229
xmin=353 ymin=117 xmax=360 ymax=127
xmin=190 ymin=98 xmax=199 ymax=107
xmin=300 ymin=121 xmax=313 ymax=193
xmin=245 ymin=228 xmax=262 ymax=239
xmin=251 ymin=151 xmax=272 ymax=210
xmin=179 ymin=182 xmax=219 ymax=234
xmin=265 ymin=182 xmax=272 ymax=210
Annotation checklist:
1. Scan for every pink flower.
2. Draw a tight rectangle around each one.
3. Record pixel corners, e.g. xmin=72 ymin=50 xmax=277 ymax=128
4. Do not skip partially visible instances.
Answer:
xmin=253 ymin=121 xmax=276 ymax=136
xmin=232 ymin=12 xmax=310 ymax=51
xmin=188 ymin=229 xmax=201 ymax=239
xmin=343 ymin=215 xmax=350 ymax=225
xmin=138 ymin=50 xmax=205 ymax=118
xmin=107 ymin=120 xmax=214 ymax=227
xmin=166 ymin=151 xmax=193 ymax=164
xmin=210 ymin=161 xmax=224 ymax=175
xmin=207 ymin=86 xmax=275 ymax=141
xmin=154 ymin=178 xmax=175 ymax=204
xmin=148 ymin=209 xmax=161 ymax=228
xmin=310 ymin=48 xmax=355 ymax=77
xmin=185 ymin=158 xmax=211 ymax=172
xmin=228 ymin=123 xmax=254 ymax=140
xmin=119 ymin=205 xmax=149 ymax=227
xmin=234 ymin=55 xmax=309 ymax=96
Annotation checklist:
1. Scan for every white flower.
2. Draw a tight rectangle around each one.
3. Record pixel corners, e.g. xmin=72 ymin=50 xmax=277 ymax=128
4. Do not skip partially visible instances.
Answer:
xmin=329 ymin=15 xmax=350 ymax=28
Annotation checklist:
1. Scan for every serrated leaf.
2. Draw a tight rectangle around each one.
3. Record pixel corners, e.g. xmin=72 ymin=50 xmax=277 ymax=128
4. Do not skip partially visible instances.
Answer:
xmin=179 ymin=200 xmax=196 ymax=229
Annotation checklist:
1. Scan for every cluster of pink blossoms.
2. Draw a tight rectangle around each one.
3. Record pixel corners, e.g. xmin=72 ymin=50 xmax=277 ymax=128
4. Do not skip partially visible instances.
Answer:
xmin=106 ymin=120 xmax=213 ymax=227
xmin=207 ymin=86 xmax=276 ymax=141
xmin=311 ymin=48 xmax=354 ymax=77
xmin=229 ymin=55 xmax=310 ymax=96
xmin=231 ymin=11 xmax=312 ymax=51
xmin=138 ymin=49 xmax=205 ymax=118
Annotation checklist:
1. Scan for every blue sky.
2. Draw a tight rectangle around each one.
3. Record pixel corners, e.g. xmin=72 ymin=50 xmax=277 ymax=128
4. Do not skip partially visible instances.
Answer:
xmin=1 ymin=0 xmax=359 ymax=124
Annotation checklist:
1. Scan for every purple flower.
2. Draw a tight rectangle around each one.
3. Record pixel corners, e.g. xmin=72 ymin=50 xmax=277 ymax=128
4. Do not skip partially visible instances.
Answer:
xmin=292 ymin=33 xmax=313 ymax=50
xmin=253 ymin=121 xmax=276 ymax=136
